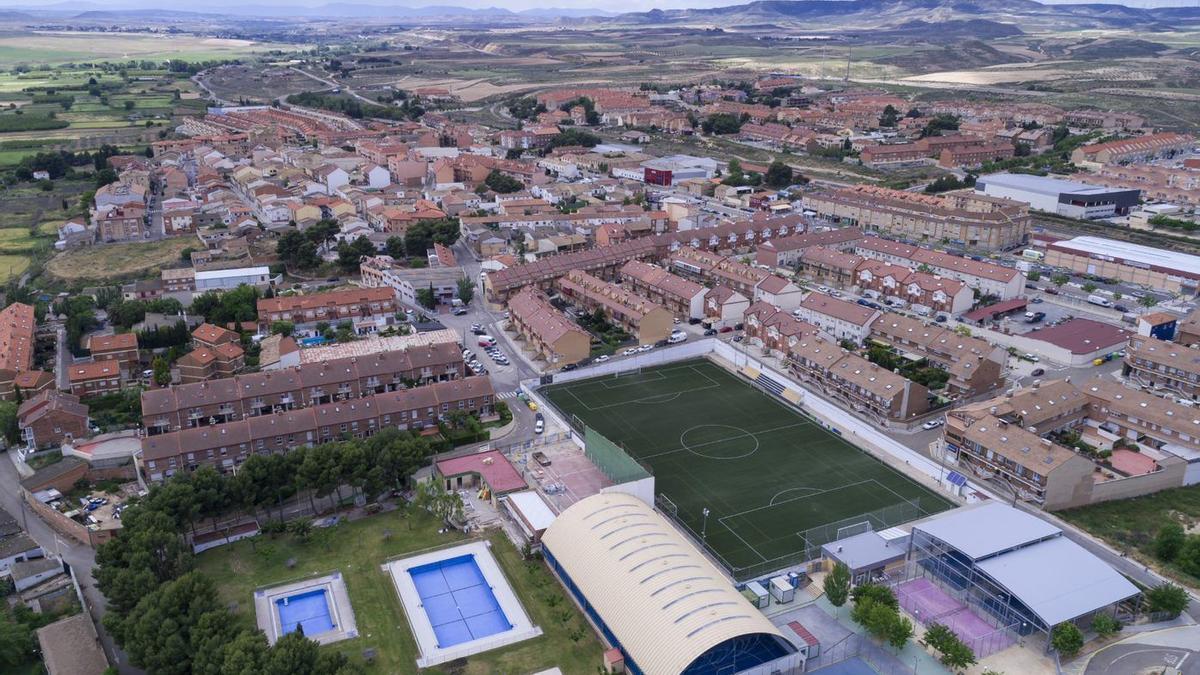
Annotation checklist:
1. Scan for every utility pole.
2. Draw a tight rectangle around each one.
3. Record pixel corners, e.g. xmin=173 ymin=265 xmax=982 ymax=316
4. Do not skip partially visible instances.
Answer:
xmin=844 ymin=45 xmax=852 ymax=82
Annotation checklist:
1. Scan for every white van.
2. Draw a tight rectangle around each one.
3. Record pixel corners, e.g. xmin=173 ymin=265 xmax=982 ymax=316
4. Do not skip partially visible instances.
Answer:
xmin=1087 ymin=294 xmax=1114 ymax=308
xmin=477 ymin=335 xmax=496 ymax=347
xmin=668 ymin=332 xmax=688 ymax=344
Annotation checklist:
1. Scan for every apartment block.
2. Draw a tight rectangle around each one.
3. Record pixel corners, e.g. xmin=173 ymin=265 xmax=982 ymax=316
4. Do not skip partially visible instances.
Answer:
xmin=743 ymin=302 xmax=818 ymax=357
xmin=18 ymin=390 xmax=90 ymax=451
xmin=141 ymin=376 xmax=495 ymax=480
xmin=669 ymin=247 xmax=804 ymax=310
xmin=1071 ymin=132 xmax=1194 ymax=166
xmin=556 ymin=269 xmax=673 ymax=345
xmin=794 ymin=294 xmax=880 ymax=344
xmin=506 ymin=288 xmax=590 ymax=367
xmin=141 ymin=342 xmax=464 ymax=434
xmin=854 ymin=236 xmax=1025 ymax=300
xmin=869 ymin=314 xmax=1005 ymax=397
xmin=1123 ymin=336 xmax=1200 ymax=400
xmin=68 ymin=361 xmax=123 ymax=399
xmin=87 ymin=333 xmax=140 ymax=371
xmin=804 ymin=186 xmax=1030 ymax=251
xmin=0 ymin=302 xmax=36 ymax=400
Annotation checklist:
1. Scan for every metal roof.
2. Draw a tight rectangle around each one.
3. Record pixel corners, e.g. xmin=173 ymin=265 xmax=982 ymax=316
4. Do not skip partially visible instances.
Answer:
xmin=194 ymin=266 xmax=270 ymax=280
xmin=1050 ymin=235 xmax=1200 ymax=278
xmin=977 ymin=172 xmax=1125 ymax=197
xmin=975 ymin=536 xmax=1139 ymax=626
xmin=821 ymin=531 xmax=906 ymax=571
xmin=541 ymin=493 xmax=792 ymax=675
xmin=913 ymin=502 xmax=1059 ymax=561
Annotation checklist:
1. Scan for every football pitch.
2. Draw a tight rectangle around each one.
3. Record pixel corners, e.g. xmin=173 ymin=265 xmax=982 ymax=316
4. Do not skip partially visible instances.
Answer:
xmin=542 ymin=359 xmax=955 ymax=577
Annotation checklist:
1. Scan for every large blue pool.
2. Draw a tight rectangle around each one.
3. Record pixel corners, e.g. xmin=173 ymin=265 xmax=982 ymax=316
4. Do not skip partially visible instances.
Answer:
xmin=408 ymin=554 xmax=513 ymax=648
xmin=275 ymin=588 xmax=335 ymax=637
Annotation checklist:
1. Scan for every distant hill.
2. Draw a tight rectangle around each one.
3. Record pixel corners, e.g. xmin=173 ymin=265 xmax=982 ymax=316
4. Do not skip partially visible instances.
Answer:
xmin=598 ymin=0 xmax=1199 ymax=31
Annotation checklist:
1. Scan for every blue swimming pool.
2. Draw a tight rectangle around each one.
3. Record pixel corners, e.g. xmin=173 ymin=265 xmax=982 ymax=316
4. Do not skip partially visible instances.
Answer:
xmin=275 ymin=588 xmax=335 ymax=637
xmin=408 ymin=554 xmax=512 ymax=648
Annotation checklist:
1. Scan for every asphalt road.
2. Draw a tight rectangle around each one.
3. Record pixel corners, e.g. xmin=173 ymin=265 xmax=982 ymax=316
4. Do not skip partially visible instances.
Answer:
xmin=1085 ymin=644 xmax=1200 ymax=675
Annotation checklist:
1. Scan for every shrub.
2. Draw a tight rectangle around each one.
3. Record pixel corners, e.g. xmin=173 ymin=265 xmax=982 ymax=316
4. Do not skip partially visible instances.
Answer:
xmin=1051 ymin=622 xmax=1084 ymax=659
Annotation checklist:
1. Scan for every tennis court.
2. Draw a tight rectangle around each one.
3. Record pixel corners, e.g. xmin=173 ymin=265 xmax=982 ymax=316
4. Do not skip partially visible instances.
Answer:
xmin=542 ymin=359 xmax=955 ymax=578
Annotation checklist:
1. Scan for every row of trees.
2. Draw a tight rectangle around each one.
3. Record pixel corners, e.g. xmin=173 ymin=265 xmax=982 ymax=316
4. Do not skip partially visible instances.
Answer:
xmin=1154 ymin=520 xmax=1200 ymax=580
xmin=97 ymin=429 xmax=443 ymax=674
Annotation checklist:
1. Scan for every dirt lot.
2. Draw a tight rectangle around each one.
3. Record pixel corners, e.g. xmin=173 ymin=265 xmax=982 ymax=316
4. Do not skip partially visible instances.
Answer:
xmin=45 ymin=238 xmax=193 ymax=283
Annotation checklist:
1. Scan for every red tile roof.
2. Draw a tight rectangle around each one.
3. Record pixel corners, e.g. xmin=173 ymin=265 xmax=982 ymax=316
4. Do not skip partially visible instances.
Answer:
xmin=436 ymin=450 xmax=526 ymax=494
xmin=1025 ymin=318 xmax=1130 ymax=354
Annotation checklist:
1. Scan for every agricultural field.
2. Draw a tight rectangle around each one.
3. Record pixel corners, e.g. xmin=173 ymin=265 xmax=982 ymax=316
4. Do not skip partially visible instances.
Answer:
xmin=0 ymin=178 xmax=92 ymax=283
xmin=0 ymin=32 xmax=302 ymax=69
xmin=45 ymin=237 xmax=193 ymax=283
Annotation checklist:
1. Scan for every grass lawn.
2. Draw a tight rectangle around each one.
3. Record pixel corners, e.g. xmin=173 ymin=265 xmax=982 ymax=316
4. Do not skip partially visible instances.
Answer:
xmin=1059 ymin=485 xmax=1200 ymax=588
xmin=0 ymin=228 xmax=43 ymax=252
xmin=542 ymin=359 xmax=955 ymax=578
xmin=45 ymin=237 xmax=191 ymax=282
xmin=0 ymin=254 xmax=30 ymax=282
xmin=195 ymin=510 xmax=605 ymax=674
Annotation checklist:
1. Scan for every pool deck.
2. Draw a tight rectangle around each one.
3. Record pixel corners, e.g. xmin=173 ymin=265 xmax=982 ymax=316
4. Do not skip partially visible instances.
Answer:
xmin=384 ymin=540 xmax=542 ymax=668
xmin=253 ymin=571 xmax=358 ymax=646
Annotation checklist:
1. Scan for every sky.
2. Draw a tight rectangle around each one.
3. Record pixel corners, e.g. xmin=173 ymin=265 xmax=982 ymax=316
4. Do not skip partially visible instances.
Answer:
xmin=2 ymin=0 xmax=1195 ymax=11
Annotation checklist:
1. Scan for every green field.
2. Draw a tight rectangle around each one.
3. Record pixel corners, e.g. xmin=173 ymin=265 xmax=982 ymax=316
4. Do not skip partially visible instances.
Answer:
xmin=542 ymin=359 xmax=955 ymax=577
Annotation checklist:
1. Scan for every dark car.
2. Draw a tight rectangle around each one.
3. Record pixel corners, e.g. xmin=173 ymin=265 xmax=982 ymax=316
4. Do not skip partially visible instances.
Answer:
xmin=704 ymin=328 xmax=718 ymax=336
xmin=472 ymin=328 xmax=486 ymax=335
xmin=719 ymin=326 xmax=734 ymax=333
xmin=1114 ymin=304 xmax=1129 ymax=313
xmin=688 ymin=317 xmax=702 ymax=325
xmin=1044 ymin=288 xmax=1059 ymax=295
xmin=1031 ymin=368 xmax=1045 ymax=377
xmin=561 ymin=363 xmax=577 ymax=371
xmin=856 ymin=299 xmax=872 ymax=307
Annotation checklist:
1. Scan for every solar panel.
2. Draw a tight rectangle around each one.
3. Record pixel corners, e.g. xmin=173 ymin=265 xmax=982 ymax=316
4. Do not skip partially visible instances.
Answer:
xmin=946 ymin=471 xmax=967 ymax=487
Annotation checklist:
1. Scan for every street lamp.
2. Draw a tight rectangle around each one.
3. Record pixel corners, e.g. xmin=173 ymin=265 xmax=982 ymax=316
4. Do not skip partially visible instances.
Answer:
xmin=701 ymin=507 xmax=710 ymax=541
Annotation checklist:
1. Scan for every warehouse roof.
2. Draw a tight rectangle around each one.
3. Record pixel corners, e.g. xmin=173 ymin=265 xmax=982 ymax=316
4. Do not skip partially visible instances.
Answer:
xmin=541 ymin=493 xmax=795 ymax=675
xmin=1048 ymin=235 xmax=1200 ymax=279
xmin=913 ymin=502 xmax=1059 ymax=561
xmin=977 ymin=172 xmax=1127 ymax=197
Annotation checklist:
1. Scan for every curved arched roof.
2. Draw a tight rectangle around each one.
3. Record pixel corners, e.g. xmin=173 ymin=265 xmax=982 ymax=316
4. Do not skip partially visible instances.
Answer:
xmin=541 ymin=493 xmax=791 ymax=675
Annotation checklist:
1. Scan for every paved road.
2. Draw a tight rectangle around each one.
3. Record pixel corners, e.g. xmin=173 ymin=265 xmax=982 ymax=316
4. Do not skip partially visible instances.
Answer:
xmin=1085 ymin=644 xmax=1200 ymax=675
xmin=0 ymin=456 xmax=137 ymax=672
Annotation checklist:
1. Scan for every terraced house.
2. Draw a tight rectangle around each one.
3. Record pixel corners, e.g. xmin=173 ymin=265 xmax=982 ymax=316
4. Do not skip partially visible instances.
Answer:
xmin=140 ymin=377 xmax=495 ymax=481
xmin=257 ymin=287 xmax=397 ymax=330
xmin=556 ymin=269 xmax=673 ymax=346
xmin=506 ymin=288 xmax=591 ymax=367
xmin=140 ymin=342 xmax=464 ymax=435
xmin=789 ymin=335 xmax=930 ymax=422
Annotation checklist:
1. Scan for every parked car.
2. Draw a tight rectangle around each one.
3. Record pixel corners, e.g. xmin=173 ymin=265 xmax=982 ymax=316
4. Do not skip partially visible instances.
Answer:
xmin=732 ymin=334 xmax=743 ymax=342
xmin=1031 ymin=368 xmax=1045 ymax=377
xmin=1030 ymin=297 xmax=1043 ymax=304
xmin=595 ymin=355 xmax=610 ymax=362
xmin=532 ymin=451 xmax=551 ymax=466
xmin=534 ymin=414 xmax=545 ymax=434
xmin=921 ymin=419 xmax=944 ymax=430
xmin=1023 ymin=353 xmax=1040 ymax=362
xmin=703 ymin=328 xmax=718 ymax=336
xmin=719 ymin=326 xmax=734 ymax=333
xmin=622 ymin=347 xmax=638 ymax=356
xmin=637 ymin=344 xmax=653 ymax=352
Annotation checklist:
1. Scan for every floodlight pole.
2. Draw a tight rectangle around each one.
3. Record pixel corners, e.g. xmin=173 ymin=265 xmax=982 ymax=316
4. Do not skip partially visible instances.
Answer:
xmin=701 ymin=507 xmax=710 ymax=541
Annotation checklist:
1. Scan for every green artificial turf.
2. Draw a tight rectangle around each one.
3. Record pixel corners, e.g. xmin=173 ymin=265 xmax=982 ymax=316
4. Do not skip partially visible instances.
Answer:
xmin=543 ymin=359 xmax=954 ymax=578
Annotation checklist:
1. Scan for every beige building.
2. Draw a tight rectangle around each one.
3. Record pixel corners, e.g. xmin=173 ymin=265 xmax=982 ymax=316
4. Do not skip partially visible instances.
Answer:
xmin=557 ymin=269 xmax=673 ymax=345
xmin=789 ymin=335 xmax=929 ymax=422
xmin=1123 ymin=336 xmax=1200 ymax=400
xmin=506 ymin=288 xmax=591 ymax=367
xmin=804 ymin=186 xmax=1030 ymax=251
xmin=619 ymin=260 xmax=708 ymax=320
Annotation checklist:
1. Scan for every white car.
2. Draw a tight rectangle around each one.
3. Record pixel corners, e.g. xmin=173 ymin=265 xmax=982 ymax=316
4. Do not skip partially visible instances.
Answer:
xmin=921 ymin=419 xmax=945 ymax=430
xmin=534 ymin=419 xmax=545 ymax=434
xmin=623 ymin=347 xmax=639 ymax=356
xmin=595 ymin=355 xmax=610 ymax=362
xmin=637 ymin=344 xmax=653 ymax=352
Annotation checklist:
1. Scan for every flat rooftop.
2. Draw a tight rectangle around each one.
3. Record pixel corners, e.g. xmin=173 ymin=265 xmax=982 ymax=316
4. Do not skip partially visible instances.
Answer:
xmin=1025 ymin=318 xmax=1130 ymax=355
xmin=1049 ymin=235 xmax=1200 ymax=278
xmin=978 ymin=172 xmax=1128 ymax=197
xmin=436 ymin=450 xmax=527 ymax=494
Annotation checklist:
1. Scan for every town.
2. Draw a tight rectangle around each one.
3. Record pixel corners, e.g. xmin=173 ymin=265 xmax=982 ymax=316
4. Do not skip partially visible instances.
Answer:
xmin=0 ymin=3 xmax=1197 ymax=675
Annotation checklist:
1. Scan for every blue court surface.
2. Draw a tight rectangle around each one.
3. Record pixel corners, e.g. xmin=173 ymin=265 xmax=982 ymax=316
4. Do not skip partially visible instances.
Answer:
xmin=275 ymin=588 xmax=335 ymax=636
xmin=811 ymin=657 xmax=879 ymax=675
xmin=408 ymin=554 xmax=513 ymax=648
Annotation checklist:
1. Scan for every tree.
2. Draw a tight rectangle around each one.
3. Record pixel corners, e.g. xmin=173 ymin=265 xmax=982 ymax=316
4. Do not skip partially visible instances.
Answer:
xmin=0 ymin=401 xmax=19 ymax=446
xmin=765 ymin=160 xmax=793 ymax=188
xmin=879 ymin=104 xmax=899 ymax=128
xmin=1050 ymin=622 xmax=1084 ymax=659
xmin=416 ymin=285 xmax=437 ymax=310
xmin=701 ymin=113 xmax=742 ymax=135
xmin=1091 ymin=613 xmax=1122 ymax=639
xmin=923 ymin=622 xmax=977 ymax=671
xmin=886 ymin=614 xmax=913 ymax=651
xmin=1027 ymin=270 xmax=1041 ymax=282
xmin=1140 ymin=295 xmax=1159 ymax=308
xmin=1082 ymin=282 xmax=1097 ymax=293
xmin=335 ymin=236 xmax=375 ymax=273
xmin=119 ymin=572 xmax=222 ymax=673
xmin=1154 ymin=522 xmax=1186 ymax=561
xmin=0 ymin=611 xmax=32 ymax=670
xmin=152 ymin=356 xmax=171 ymax=386
xmin=124 ymin=100 xmax=135 ymax=111
xmin=270 ymin=320 xmax=295 ymax=337
xmin=850 ymin=583 xmax=898 ymax=610
xmin=1051 ymin=273 xmax=1070 ymax=287
xmin=384 ymin=236 xmax=405 ymax=259
xmin=1177 ymin=536 xmax=1200 ymax=577
xmin=1146 ymin=582 xmax=1189 ymax=618
xmin=823 ymin=562 xmax=850 ymax=608
xmin=94 ymin=167 xmax=118 ymax=188
xmin=456 ymin=277 xmax=475 ymax=305
xmin=484 ymin=169 xmax=523 ymax=194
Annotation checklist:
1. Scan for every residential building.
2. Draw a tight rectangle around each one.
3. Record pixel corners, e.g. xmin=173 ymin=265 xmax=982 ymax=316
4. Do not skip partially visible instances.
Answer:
xmin=869 ymin=314 xmax=1005 ymax=396
xmin=192 ymin=323 xmax=240 ymax=350
xmin=670 ymin=247 xmax=804 ymax=310
xmin=798 ymin=247 xmax=863 ymax=289
xmin=68 ymin=361 xmax=123 ymax=399
xmin=755 ymin=228 xmax=864 ymax=269
xmin=794 ymin=294 xmax=880 ymax=343
xmin=938 ymin=141 xmax=1015 ymax=169
xmin=0 ymin=302 xmax=35 ymax=400
xmin=789 ymin=335 xmax=929 ymax=421
xmin=141 ymin=376 xmax=495 ymax=480
xmin=141 ymin=342 xmax=464 ymax=434
xmin=177 ymin=344 xmax=246 ymax=384
xmin=743 ymin=302 xmax=818 ymax=357
xmin=556 ymin=269 xmax=673 ymax=345
xmin=619 ymin=260 xmax=708 ymax=320
xmin=358 ymin=255 xmax=464 ymax=308
xmin=1123 ymin=336 xmax=1200 ymax=400
xmin=703 ymin=285 xmax=750 ymax=329
xmin=87 ymin=333 xmax=139 ymax=371
xmin=95 ymin=204 xmax=147 ymax=242
xmin=18 ymin=391 xmax=90 ymax=451
xmin=37 ymin=614 xmax=109 ymax=675
xmin=1070 ymin=132 xmax=1194 ymax=166
xmin=506 ymin=288 xmax=590 ymax=367
xmin=854 ymin=237 xmax=1025 ymax=300
xmin=257 ymin=287 xmax=397 ymax=329
xmin=804 ymin=186 xmax=1030 ymax=250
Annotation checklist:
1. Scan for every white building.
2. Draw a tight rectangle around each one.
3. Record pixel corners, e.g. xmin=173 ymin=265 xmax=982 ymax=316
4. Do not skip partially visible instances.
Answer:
xmin=975 ymin=173 xmax=1140 ymax=220
xmin=194 ymin=266 xmax=273 ymax=292
xmin=794 ymin=293 xmax=880 ymax=343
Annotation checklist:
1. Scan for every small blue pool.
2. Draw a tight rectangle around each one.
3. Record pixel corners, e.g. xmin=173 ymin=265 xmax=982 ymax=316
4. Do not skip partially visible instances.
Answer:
xmin=408 ymin=554 xmax=512 ymax=648
xmin=275 ymin=588 xmax=335 ymax=636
